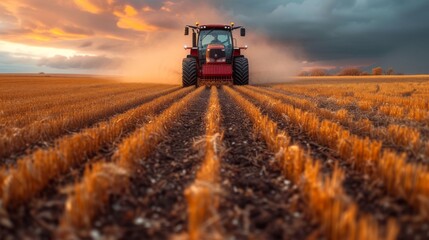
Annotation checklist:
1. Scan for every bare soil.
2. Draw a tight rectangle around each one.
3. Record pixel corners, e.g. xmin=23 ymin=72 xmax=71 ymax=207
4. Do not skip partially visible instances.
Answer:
xmin=1 ymin=83 xmax=429 ymax=240
xmin=243 ymin=88 xmax=429 ymax=240
xmin=85 ymin=88 xmax=210 ymax=239
xmin=217 ymin=88 xmax=321 ymax=239
xmin=265 ymin=87 xmax=429 ymax=165
xmin=0 ymin=88 xmax=190 ymax=240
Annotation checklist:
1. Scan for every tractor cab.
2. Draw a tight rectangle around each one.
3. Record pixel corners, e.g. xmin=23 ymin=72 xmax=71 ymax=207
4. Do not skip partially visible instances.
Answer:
xmin=182 ymin=23 xmax=249 ymax=87
xmin=199 ymin=29 xmax=233 ymax=64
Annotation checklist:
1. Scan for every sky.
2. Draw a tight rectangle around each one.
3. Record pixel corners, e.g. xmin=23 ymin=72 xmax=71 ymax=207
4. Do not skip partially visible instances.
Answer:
xmin=0 ymin=0 xmax=428 ymax=76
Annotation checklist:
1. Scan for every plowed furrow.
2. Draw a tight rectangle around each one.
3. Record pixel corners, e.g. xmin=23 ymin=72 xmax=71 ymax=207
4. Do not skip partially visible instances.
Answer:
xmin=257 ymin=93 xmax=423 ymax=237
xmin=271 ymin=86 xmax=429 ymax=139
xmin=184 ymin=86 xmax=223 ymax=240
xmin=0 ymin=88 xmax=196 ymax=240
xmin=0 ymin=87 xmax=179 ymax=161
xmin=239 ymin=86 xmax=428 ymax=239
xmin=73 ymin=88 xmax=210 ymax=239
xmin=0 ymin=87 xmax=192 ymax=209
xmin=216 ymin=88 xmax=319 ymax=239
xmin=252 ymin=86 xmax=429 ymax=164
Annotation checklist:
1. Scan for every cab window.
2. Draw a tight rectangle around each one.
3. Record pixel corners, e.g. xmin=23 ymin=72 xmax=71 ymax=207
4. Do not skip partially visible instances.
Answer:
xmin=200 ymin=30 xmax=231 ymax=48
xmin=199 ymin=29 xmax=233 ymax=63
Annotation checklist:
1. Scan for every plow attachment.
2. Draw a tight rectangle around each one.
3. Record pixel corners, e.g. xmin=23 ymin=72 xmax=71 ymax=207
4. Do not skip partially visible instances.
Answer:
xmin=198 ymin=77 xmax=233 ymax=87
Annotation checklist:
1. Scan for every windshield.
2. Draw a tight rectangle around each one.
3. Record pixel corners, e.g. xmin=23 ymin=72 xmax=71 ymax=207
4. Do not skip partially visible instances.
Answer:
xmin=198 ymin=29 xmax=233 ymax=63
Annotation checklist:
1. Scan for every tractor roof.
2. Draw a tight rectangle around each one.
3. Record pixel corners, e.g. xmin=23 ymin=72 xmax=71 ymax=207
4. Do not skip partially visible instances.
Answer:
xmin=199 ymin=24 xmax=232 ymax=30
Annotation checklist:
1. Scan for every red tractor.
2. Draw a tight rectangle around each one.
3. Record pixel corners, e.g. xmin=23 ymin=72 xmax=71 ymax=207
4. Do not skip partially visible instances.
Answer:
xmin=183 ymin=23 xmax=249 ymax=87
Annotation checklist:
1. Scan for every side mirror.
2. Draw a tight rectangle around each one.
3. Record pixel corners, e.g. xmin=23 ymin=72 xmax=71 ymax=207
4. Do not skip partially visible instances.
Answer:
xmin=184 ymin=27 xmax=189 ymax=36
xmin=240 ymin=28 xmax=246 ymax=37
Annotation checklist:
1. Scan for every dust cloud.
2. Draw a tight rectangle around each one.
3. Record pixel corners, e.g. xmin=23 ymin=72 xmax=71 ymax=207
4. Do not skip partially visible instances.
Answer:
xmin=118 ymin=31 xmax=185 ymax=85
xmin=243 ymin=35 xmax=302 ymax=84
xmin=118 ymin=4 xmax=222 ymax=84
xmin=118 ymin=5 xmax=302 ymax=85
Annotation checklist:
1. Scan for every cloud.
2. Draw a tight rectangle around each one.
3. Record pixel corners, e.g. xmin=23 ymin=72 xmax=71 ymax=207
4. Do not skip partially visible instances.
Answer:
xmin=79 ymin=41 xmax=93 ymax=48
xmin=38 ymin=55 xmax=121 ymax=69
xmin=73 ymin=0 xmax=104 ymax=14
xmin=0 ymin=0 xmax=429 ymax=73
xmin=216 ymin=0 xmax=429 ymax=72
xmin=114 ymin=4 xmax=158 ymax=32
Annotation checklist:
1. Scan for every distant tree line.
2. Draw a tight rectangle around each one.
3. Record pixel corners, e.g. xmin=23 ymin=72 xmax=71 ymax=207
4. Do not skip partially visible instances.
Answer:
xmin=299 ymin=67 xmax=399 ymax=76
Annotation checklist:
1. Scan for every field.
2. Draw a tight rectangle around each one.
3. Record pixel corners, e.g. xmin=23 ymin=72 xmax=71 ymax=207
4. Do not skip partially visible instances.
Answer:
xmin=1 ymin=74 xmax=429 ymax=240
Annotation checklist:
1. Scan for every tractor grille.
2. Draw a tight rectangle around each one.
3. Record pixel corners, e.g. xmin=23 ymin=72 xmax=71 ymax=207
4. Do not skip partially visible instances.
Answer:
xmin=202 ymin=64 xmax=232 ymax=77
xmin=208 ymin=49 xmax=226 ymax=62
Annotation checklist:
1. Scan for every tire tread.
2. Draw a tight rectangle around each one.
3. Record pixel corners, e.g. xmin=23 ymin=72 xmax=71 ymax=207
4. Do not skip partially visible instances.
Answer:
xmin=182 ymin=58 xmax=197 ymax=87
xmin=233 ymin=57 xmax=249 ymax=85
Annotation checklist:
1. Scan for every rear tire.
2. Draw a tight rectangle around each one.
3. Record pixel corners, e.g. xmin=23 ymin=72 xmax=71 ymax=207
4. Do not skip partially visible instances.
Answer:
xmin=182 ymin=58 xmax=197 ymax=87
xmin=233 ymin=57 xmax=249 ymax=85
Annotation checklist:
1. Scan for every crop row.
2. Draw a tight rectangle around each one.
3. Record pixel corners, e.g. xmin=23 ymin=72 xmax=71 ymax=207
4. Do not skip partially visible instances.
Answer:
xmin=0 ymin=86 xmax=179 ymax=159
xmin=237 ymin=86 xmax=429 ymax=215
xmin=0 ymin=84 xmax=156 ymax=119
xmin=0 ymin=87 xmax=167 ymax=131
xmin=0 ymin=77 xmax=114 ymax=101
xmin=0 ymin=87 xmax=193 ymax=208
xmin=273 ymin=85 xmax=429 ymax=122
xmin=185 ymin=86 xmax=222 ymax=240
xmin=249 ymin=86 xmax=428 ymax=160
xmin=225 ymin=86 xmax=397 ymax=240
xmin=274 ymin=82 xmax=429 ymax=110
xmin=57 ymin=87 xmax=204 ymax=236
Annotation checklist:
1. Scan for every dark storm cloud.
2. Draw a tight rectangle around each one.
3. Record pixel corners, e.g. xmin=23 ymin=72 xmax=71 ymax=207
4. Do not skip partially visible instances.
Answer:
xmin=214 ymin=0 xmax=429 ymax=72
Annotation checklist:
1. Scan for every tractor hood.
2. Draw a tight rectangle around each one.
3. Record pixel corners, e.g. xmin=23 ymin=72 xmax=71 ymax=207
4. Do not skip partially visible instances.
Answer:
xmin=206 ymin=44 xmax=226 ymax=63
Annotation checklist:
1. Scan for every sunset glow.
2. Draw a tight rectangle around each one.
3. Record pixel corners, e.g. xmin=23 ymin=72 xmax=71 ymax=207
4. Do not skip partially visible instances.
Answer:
xmin=0 ymin=41 xmax=79 ymax=59
xmin=0 ymin=0 xmax=428 ymax=73
xmin=0 ymin=0 xmax=181 ymax=72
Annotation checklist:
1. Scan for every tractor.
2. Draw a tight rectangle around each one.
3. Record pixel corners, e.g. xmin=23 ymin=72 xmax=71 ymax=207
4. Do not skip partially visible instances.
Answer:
xmin=182 ymin=22 xmax=249 ymax=87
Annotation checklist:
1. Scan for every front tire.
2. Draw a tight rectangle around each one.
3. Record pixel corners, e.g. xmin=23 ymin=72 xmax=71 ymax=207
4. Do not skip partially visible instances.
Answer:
xmin=233 ymin=57 xmax=249 ymax=85
xmin=182 ymin=58 xmax=197 ymax=87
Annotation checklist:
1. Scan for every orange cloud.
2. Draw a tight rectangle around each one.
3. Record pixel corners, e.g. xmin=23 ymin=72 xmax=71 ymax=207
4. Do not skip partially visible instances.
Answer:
xmin=124 ymin=5 xmax=138 ymax=16
xmin=73 ymin=0 xmax=102 ymax=14
xmin=0 ymin=0 xmax=229 ymax=72
xmin=50 ymin=28 xmax=88 ymax=39
xmin=20 ymin=26 xmax=91 ymax=42
xmin=0 ymin=1 xmax=25 ymax=13
xmin=24 ymin=33 xmax=52 ymax=42
xmin=114 ymin=5 xmax=158 ymax=32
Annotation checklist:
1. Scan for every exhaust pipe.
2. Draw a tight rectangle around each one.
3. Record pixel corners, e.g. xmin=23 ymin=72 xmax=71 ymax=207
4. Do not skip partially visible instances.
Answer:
xmin=192 ymin=32 xmax=197 ymax=47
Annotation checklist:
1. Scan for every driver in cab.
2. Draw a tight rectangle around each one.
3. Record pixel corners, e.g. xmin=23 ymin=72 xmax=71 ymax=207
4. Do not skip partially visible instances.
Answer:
xmin=206 ymin=32 xmax=228 ymax=63
xmin=210 ymin=32 xmax=223 ymax=45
